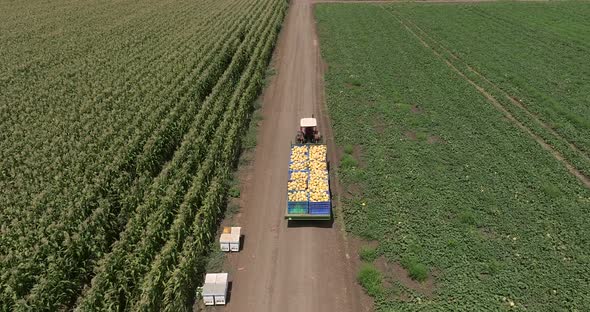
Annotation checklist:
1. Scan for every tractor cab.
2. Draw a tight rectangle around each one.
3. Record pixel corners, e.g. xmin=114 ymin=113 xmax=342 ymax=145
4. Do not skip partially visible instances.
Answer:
xmin=296 ymin=117 xmax=321 ymax=144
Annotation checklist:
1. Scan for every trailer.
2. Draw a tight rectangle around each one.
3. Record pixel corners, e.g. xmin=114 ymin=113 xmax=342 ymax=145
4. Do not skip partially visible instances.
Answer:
xmin=285 ymin=142 xmax=331 ymax=221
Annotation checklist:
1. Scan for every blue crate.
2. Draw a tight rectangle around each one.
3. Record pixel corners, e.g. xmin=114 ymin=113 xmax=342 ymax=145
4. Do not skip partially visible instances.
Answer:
xmin=309 ymin=200 xmax=331 ymax=214
xmin=309 ymin=209 xmax=330 ymax=215
xmin=309 ymin=206 xmax=330 ymax=215
xmin=287 ymin=201 xmax=309 ymax=214
xmin=287 ymin=191 xmax=309 ymax=214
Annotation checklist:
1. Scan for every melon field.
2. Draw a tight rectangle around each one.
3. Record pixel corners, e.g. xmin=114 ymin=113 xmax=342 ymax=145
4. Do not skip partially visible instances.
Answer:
xmin=0 ymin=0 xmax=286 ymax=310
xmin=316 ymin=2 xmax=590 ymax=311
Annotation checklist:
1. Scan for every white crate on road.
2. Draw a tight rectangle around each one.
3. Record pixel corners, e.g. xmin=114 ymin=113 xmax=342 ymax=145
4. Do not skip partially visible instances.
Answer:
xmin=230 ymin=227 xmax=241 ymax=252
xmin=220 ymin=226 xmax=241 ymax=252
xmin=202 ymin=273 xmax=229 ymax=306
xmin=219 ymin=233 xmax=232 ymax=252
xmin=202 ymin=273 xmax=217 ymax=306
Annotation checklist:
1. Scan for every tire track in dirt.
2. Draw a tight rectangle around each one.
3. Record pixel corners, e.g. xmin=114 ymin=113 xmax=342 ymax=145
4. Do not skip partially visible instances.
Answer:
xmin=397 ymin=13 xmax=590 ymax=162
xmin=379 ymin=6 xmax=590 ymax=189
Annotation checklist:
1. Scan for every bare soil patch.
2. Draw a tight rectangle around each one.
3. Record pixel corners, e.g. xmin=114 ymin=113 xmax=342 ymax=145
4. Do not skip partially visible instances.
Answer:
xmin=478 ymin=226 xmax=496 ymax=239
xmin=335 ymin=145 xmax=344 ymax=162
xmin=344 ymin=182 xmax=363 ymax=199
xmin=427 ymin=135 xmax=445 ymax=144
xmin=372 ymin=116 xmax=387 ymax=135
xmin=353 ymin=144 xmax=366 ymax=168
xmin=404 ymin=131 xmax=417 ymax=141
xmin=360 ymin=239 xmax=379 ymax=250
xmin=374 ymin=256 xmax=437 ymax=298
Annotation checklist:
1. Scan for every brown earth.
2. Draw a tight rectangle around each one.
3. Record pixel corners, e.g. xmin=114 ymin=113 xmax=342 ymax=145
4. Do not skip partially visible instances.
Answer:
xmin=372 ymin=116 xmax=387 ymax=135
xmin=404 ymin=131 xmax=417 ymax=141
xmin=427 ymin=135 xmax=444 ymax=144
xmin=374 ymin=256 xmax=437 ymax=298
xmin=352 ymin=145 xmax=366 ymax=168
xmin=220 ymin=0 xmax=372 ymax=311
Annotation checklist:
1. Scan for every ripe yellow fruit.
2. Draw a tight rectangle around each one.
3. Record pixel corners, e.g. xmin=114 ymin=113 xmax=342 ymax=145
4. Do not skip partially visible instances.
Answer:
xmin=309 ymin=160 xmax=326 ymax=171
xmin=287 ymin=180 xmax=307 ymax=191
xmin=290 ymin=146 xmax=308 ymax=163
xmin=309 ymin=145 xmax=326 ymax=161
xmin=290 ymin=171 xmax=307 ymax=181
xmin=289 ymin=162 xmax=307 ymax=170
xmin=288 ymin=171 xmax=308 ymax=191
xmin=310 ymin=170 xmax=327 ymax=180
xmin=288 ymin=145 xmax=330 ymax=202
xmin=308 ymin=177 xmax=328 ymax=191
xmin=288 ymin=191 xmax=308 ymax=201
xmin=290 ymin=146 xmax=309 ymax=170
xmin=310 ymin=191 xmax=329 ymax=202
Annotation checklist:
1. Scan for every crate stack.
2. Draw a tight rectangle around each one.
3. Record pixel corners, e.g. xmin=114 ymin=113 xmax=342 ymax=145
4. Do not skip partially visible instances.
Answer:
xmin=202 ymin=273 xmax=229 ymax=306
xmin=286 ymin=144 xmax=330 ymax=215
xmin=219 ymin=226 xmax=241 ymax=252
xmin=308 ymin=145 xmax=330 ymax=215
xmin=287 ymin=145 xmax=310 ymax=214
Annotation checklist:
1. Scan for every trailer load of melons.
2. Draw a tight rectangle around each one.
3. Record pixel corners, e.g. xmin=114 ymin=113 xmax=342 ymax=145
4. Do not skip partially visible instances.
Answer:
xmin=287 ymin=144 xmax=330 ymax=215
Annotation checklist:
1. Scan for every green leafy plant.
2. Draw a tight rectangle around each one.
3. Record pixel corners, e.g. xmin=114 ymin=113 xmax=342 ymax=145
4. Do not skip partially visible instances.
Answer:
xmin=228 ymin=186 xmax=241 ymax=198
xmin=0 ymin=0 xmax=287 ymax=310
xmin=401 ymin=256 xmax=428 ymax=282
xmin=340 ymin=154 xmax=358 ymax=169
xmin=344 ymin=144 xmax=354 ymax=155
xmin=359 ymin=246 xmax=379 ymax=262
xmin=316 ymin=3 xmax=590 ymax=309
xmin=357 ymin=263 xmax=383 ymax=298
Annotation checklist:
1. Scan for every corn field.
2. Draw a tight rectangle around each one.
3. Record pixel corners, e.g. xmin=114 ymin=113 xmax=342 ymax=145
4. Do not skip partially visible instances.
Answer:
xmin=0 ymin=0 xmax=287 ymax=310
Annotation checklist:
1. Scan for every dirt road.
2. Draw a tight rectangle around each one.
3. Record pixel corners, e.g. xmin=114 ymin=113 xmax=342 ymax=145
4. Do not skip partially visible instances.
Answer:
xmin=221 ymin=0 xmax=370 ymax=311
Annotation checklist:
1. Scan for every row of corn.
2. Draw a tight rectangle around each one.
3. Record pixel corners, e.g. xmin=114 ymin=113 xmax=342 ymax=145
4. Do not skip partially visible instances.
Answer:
xmin=288 ymin=145 xmax=329 ymax=202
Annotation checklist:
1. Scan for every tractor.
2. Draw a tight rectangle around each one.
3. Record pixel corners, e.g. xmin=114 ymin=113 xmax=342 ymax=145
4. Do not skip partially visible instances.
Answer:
xmin=296 ymin=116 xmax=321 ymax=144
